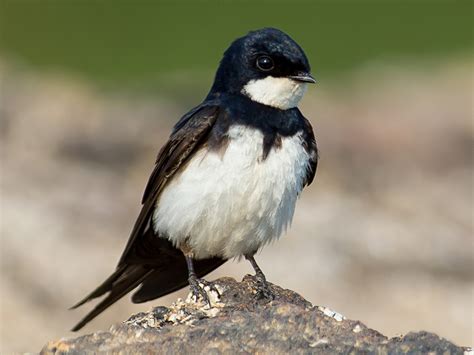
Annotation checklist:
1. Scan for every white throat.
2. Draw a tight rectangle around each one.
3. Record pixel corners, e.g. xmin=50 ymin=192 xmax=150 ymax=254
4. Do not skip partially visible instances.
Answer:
xmin=241 ymin=76 xmax=307 ymax=110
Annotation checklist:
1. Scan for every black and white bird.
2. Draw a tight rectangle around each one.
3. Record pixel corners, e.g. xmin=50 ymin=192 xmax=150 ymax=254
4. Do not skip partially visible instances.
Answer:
xmin=71 ymin=27 xmax=318 ymax=331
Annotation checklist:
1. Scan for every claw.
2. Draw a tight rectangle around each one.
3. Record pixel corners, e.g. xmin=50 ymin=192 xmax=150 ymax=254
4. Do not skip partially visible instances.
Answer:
xmin=245 ymin=254 xmax=275 ymax=300
xmin=184 ymin=253 xmax=213 ymax=307
xmin=254 ymin=275 xmax=274 ymax=300
xmin=198 ymin=279 xmax=221 ymax=298
xmin=188 ymin=278 xmax=212 ymax=307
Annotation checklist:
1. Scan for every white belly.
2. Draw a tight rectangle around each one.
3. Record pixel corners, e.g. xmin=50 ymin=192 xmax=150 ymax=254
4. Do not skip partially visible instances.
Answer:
xmin=152 ymin=125 xmax=310 ymax=259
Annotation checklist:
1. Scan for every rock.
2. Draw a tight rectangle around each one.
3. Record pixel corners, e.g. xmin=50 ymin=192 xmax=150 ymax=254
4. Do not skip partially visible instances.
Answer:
xmin=42 ymin=276 xmax=470 ymax=354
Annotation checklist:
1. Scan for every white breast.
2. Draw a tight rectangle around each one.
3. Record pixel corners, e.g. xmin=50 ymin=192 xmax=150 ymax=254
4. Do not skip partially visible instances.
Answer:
xmin=152 ymin=125 xmax=310 ymax=259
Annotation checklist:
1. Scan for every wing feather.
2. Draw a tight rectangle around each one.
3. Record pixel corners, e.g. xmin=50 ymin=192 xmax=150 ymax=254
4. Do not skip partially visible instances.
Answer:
xmin=118 ymin=104 xmax=220 ymax=265
xmin=301 ymin=116 xmax=318 ymax=186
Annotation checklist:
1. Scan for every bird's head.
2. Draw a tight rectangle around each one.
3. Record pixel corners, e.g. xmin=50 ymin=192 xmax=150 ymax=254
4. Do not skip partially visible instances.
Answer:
xmin=209 ymin=28 xmax=315 ymax=110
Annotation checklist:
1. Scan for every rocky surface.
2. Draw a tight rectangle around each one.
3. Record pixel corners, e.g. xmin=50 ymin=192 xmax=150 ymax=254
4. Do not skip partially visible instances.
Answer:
xmin=41 ymin=276 xmax=470 ymax=354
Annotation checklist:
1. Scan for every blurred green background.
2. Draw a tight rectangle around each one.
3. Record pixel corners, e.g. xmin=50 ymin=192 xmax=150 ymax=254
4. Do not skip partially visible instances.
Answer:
xmin=1 ymin=1 xmax=473 ymax=353
xmin=1 ymin=0 xmax=472 ymax=94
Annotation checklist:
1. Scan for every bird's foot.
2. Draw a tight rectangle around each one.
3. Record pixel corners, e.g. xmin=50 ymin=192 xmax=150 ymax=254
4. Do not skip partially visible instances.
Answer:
xmin=197 ymin=279 xmax=221 ymax=298
xmin=188 ymin=277 xmax=212 ymax=307
xmin=245 ymin=254 xmax=275 ymax=300
xmin=254 ymin=274 xmax=275 ymax=300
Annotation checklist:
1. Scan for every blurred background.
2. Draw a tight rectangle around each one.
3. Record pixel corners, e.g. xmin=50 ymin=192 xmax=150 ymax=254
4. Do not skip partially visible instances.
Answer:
xmin=0 ymin=0 xmax=472 ymax=353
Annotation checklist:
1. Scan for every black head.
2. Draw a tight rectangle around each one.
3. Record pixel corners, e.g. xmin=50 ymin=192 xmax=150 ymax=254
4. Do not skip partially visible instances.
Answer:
xmin=208 ymin=28 xmax=314 ymax=101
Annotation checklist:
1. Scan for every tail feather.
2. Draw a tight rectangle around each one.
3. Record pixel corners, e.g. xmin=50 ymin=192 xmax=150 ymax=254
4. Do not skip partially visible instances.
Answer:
xmin=71 ymin=228 xmax=226 ymax=331
xmin=70 ymin=264 xmax=129 ymax=310
xmin=71 ymin=265 xmax=153 ymax=331
xmin=132 ymin=257 xmax=225 ymax=303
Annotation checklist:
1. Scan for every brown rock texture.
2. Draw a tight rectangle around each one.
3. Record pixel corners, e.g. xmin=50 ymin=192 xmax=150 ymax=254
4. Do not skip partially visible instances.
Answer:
xmin=41 ymin=276 xmax=469 ymax=354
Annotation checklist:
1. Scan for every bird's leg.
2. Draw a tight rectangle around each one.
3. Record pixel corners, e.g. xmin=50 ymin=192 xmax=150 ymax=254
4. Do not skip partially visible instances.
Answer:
xmin=182 ymin=246 xmax=212 ymax=307
xmin=245 ymin=254 xmax=274 ymax=300
xmin=184 ymin=254 xmax=212 ymax=306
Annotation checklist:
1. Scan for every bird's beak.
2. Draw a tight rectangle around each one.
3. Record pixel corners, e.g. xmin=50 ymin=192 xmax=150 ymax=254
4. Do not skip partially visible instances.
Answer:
xmin=289 ymin=72 xmax=316 ymax=84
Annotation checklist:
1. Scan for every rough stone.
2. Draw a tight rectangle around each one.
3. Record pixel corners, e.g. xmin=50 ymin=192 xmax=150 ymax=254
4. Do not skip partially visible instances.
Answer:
xmin=41 ymin=276 xmax=470 ymax=354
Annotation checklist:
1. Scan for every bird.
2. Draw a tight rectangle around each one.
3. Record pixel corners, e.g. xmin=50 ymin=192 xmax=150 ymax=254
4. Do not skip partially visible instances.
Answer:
xmin=71 ymin=27 xmax=318 ymax=331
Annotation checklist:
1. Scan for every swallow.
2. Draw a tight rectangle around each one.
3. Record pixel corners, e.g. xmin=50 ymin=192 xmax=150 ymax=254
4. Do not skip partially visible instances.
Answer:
xmin=71 ymin=27 xmax=318 ymax=331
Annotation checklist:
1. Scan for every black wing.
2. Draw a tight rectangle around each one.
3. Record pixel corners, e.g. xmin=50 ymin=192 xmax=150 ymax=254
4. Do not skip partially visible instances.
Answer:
xmin=118 ymin=104 xmax=221 ymax=265
xmin=71 ymin=104 xmax=226 ymax=331
xmin=301 ymin=116 xmax=318 ymax=186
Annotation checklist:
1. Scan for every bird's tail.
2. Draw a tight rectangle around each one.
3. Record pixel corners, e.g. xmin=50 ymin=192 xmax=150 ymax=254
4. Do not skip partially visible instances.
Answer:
xmin=71 ymin=226 xmax=226 ymax=331
xmin=70 ymin=264 xmax=153 ymax=331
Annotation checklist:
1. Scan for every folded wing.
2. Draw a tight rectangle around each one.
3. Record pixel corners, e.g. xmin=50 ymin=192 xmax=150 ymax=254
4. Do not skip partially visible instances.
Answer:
xmin=71 ymin=104 xmax=226 ymax=331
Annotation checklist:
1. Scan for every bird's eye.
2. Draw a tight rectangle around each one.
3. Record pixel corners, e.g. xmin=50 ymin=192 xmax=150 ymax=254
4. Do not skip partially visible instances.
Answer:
xmin=256 ymin=56 xmax=274 ymax=71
